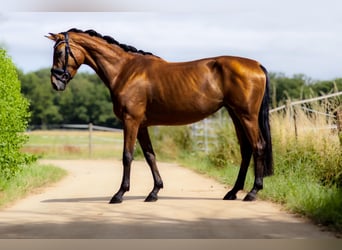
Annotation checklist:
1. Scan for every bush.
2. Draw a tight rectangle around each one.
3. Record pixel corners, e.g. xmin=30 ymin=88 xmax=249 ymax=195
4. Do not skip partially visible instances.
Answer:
xmin=207 ymin=121 xmax=240 ymax=169
xmin=0 ymin=49 xmax=34 ymax=180
xmin=134 ymin=126 xmax=193 ymax=161
xmin=272 ymin=106 xmax=342 ymax=188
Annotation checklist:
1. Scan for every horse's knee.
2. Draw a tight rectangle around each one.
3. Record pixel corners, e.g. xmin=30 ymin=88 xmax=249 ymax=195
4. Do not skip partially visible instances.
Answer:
xmin=123 ymin=151 xmax=133 ymax=166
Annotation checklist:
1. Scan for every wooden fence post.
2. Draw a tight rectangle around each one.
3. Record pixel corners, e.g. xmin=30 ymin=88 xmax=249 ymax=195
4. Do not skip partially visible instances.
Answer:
xmin=88 ymin=123 xmax=93 ymax=158
xmin=337 ymin=108 xmax=342 ymax=145
xmin=285 ymin=100 xmax=298 ymax=139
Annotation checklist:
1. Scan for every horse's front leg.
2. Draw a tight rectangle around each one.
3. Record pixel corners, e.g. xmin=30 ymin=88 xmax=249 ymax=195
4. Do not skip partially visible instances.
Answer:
xmin=109 ymin=117 xmax=139 ymax=204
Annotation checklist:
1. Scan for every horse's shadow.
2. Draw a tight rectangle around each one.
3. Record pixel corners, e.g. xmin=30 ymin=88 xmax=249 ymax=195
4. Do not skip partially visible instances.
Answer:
xmin=41 ymin=195 xmax=231 ymax=203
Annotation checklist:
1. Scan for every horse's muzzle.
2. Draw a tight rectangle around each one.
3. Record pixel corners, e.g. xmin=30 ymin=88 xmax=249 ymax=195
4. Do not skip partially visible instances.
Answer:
xmin=51 ymin=68 xmax=71 ymax=91
xmin=51 ymin=79 xmax=66 ymax=91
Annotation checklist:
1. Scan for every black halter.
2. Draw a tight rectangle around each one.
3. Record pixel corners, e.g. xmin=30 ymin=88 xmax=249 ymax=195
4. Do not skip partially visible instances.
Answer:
xmin=51 ymin=32 xmax=79 ymax=83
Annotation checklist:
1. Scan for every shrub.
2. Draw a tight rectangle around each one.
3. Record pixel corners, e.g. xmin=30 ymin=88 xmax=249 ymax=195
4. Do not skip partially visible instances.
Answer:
xmin=207 ymin=121 xmax=240 ymax=169
xmin=0 ymin=49 xmax=35 ymax=180
xmin=271 ymin=105 xmax=342 ymax=188
xmin=134 ymin=126 xmax=193 ymax=161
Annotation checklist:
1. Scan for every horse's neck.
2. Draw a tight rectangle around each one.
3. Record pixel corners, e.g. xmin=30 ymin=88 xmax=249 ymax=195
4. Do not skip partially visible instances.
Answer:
xmin=79 ymin=39 xmax=131 ymax=87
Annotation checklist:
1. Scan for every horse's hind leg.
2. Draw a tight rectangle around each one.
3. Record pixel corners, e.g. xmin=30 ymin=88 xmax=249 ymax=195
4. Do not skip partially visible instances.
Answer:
xmin=223 ymin=109 xmax=253 ymax=200
xmin=239 ymin=116 xmax=266 ymax=201
xmin=137 ymin=127 xmax=164 ymax=202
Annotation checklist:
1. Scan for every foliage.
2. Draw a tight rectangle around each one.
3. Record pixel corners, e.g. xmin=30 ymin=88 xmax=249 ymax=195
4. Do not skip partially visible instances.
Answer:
xmin=18 ymin=68 xmax=121 ymax=128
xmin=0 ymin=49 xmax=35 ymax=179
xmin=270 ymin=105 xmax=342 ymax=188
xmin=135 ymin=126 xmax=193 ymax=160
xmin=269 ymin=72 xmax=342 ymax=107
xmin=206 ymin=120 xmax=240 ymax=169
xmin=0 ymin=163 xmax=67 ymax=208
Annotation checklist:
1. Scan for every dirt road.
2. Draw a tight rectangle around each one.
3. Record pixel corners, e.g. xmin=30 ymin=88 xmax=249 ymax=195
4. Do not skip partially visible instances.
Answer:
xmin=0 ymin=159 xmax=335 ymax=238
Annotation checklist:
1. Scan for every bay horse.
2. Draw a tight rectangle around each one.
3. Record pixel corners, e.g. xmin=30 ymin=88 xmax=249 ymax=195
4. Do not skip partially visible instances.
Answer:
xmin=47 ymin=28 xmax=273 ymax=203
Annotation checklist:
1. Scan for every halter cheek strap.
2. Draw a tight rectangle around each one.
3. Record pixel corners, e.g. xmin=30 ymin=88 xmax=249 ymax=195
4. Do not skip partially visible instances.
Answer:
xmin=51 ymin=32 xmax=79 ymax=83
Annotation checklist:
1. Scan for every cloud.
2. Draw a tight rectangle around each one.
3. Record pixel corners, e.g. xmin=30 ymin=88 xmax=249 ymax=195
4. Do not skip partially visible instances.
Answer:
xmin=0 ymin=10 xmax=341 ymax=79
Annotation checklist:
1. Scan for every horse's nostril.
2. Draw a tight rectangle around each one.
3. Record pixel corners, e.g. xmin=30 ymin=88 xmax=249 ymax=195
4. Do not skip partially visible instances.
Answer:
xmin=51 ymin=81 xmax=65 ymax=91
xmin=52 ymin=82 xmax=58 ymax=91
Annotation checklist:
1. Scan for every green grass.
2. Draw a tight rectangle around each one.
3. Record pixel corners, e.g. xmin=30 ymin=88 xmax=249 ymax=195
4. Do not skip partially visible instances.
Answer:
xmin=23 ymin=130 xmax=123 ymax=159
xmin=0 ymin=163 xmax=67 ymax=208
xmin=178 ymin=151 xmax=342 ymax=232
xmin=146 ymin=113 xmax=342 ymax=233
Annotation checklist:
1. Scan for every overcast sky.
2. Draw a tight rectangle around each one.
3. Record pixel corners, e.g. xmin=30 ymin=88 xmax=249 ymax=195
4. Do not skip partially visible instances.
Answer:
xmin=1 ymin=0 xmax=342 ymax=80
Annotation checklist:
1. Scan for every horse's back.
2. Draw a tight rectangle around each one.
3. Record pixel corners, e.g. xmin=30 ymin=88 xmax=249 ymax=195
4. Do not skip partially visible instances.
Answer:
xmin=116 ymin=55 xmax=267 ymax=126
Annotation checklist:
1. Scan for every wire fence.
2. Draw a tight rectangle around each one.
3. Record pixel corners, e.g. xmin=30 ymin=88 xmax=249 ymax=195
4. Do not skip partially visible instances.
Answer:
xmin=191 ymin=92 xmax=342 ymax=152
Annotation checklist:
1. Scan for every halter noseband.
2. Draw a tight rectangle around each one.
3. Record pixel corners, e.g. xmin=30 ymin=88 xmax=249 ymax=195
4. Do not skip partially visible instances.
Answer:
xmin=51 ymin=32 xmax=79 ymax=83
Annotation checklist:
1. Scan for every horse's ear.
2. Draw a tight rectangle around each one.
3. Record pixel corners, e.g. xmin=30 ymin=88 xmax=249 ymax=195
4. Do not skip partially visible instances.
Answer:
xmin=45 ymin=33 xmax=59 ymax=41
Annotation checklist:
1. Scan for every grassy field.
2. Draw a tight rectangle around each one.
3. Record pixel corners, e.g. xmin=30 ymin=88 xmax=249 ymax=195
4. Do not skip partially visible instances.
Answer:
xmin=23 ymin=130 xmax=124 ymax=159
xmin=0 ymin=163 xmax=67 ymax=209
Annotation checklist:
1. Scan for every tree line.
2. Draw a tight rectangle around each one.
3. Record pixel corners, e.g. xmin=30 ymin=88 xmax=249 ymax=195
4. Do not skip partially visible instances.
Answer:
xmin=269 ymin=72 xmax=341 ymax=108
xmin=17 ymin=68 xmax=342 ymax=128
xmin=18 ymin=68 xmax=122 ymax=129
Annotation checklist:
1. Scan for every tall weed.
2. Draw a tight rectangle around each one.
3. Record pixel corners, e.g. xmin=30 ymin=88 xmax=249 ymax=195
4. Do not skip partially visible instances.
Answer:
xmin=155 ymin=101 xmax=342 ymax=231
xmin=264 ymin=104 xmax=341 ymax=230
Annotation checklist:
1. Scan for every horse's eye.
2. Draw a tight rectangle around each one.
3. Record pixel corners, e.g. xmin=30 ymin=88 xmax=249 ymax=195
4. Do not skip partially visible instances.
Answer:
xmin=56 ymin=51 xmax=63 ymax=57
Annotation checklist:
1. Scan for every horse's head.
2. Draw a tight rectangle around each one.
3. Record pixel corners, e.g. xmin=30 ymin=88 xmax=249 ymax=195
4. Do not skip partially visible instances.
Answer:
xmin=46 ymin=32 xmax=82 ymax=91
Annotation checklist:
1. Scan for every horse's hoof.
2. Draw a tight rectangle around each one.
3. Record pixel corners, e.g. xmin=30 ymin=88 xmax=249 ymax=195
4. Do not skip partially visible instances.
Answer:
xmin=223 ymin=192 xmax=237 ymax=200
xmin=145 ymin=193 xmax=158 ymax=202
xmin=243 ymin=192 xmax=256 ymax=201
xmin=109 ymin=196 xmax=123 ymax=204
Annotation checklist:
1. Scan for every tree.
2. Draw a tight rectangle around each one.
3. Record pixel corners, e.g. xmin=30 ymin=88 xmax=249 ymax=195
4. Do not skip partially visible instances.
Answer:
xmin=19 ymin=69 xmax=62 ymax=126
xmin=0 ymin=49 xmax=34 ymax=179
xmin=19 ymin=69 xmax=122 ymax=128
xmin=269 ymin=73 xmax=341 ymax=108
xmin=269 ymin=73 xmax=308 ymax=106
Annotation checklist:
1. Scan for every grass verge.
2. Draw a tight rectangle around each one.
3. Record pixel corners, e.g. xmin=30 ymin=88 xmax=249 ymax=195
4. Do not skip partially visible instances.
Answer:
xmin=146 ymin=109 xmax=342 ymax=233
xmin=0 ymin=163 xmax=67 ymax=209
xmin=178 ymin=151 xmax=342 ymax=233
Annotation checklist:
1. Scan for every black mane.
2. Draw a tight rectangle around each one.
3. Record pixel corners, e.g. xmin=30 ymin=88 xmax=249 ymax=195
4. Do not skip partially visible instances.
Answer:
xmin=67 ymin=28 xmax=154 ymax=56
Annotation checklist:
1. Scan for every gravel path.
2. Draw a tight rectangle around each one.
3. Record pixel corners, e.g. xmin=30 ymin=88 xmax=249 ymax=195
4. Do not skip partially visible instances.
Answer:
xmin=0 ymin=159 xmax=335 ymax=238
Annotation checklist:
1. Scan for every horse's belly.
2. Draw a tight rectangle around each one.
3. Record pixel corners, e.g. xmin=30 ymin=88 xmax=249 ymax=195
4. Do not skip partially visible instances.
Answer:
xmin=144 ymin=104 xmax=221 ymax=126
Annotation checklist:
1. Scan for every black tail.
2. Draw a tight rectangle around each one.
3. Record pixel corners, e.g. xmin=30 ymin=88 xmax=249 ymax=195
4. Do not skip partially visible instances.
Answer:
xmin=259 ymin=65 xmax=273 ymax=177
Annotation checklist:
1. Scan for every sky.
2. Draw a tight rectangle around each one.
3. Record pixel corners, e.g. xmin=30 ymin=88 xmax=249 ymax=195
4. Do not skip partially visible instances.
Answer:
xmin=1 ymin=0 xmax=342 ymax=80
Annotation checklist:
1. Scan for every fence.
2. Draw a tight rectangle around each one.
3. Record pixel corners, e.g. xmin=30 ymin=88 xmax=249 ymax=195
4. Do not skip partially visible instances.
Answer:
xmin=25 ymin=123 xmax=123 ymax=158
xmin=270 ymin=91 xmax=341 ymax=139
xmin=191 ymin=92 xmax=342 ymax=152
xmin=63 ymin=124 xmax=121 ymax=157
xmin=191 ymin=117 xmax=220 ymax=153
